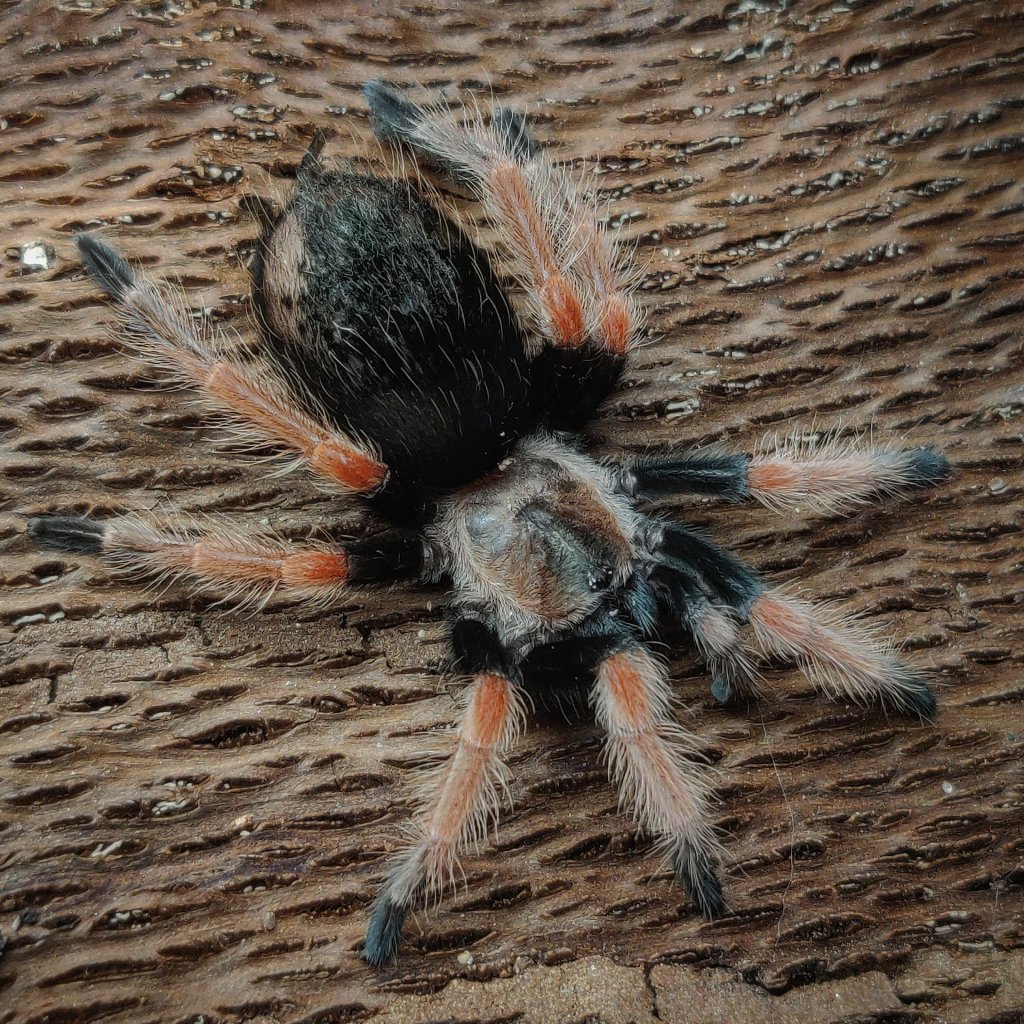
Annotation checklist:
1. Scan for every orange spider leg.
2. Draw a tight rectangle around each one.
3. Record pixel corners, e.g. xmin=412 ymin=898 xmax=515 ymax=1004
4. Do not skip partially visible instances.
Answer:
xmin=749 ymin=590 xmax=936 ymax=716
xmin=365 ymin=82 xmax=639 ymax=355
xmin=94 ymin=516 xmax=351 ymax=608
xmin=28 ymin=514 xmax=428 ymax=611
xmin=77 ymin=235 xmax=389 ymax=495
xmin=592 ymin=646 xmax=724 ymax=916
xmin=364 ymin=668 xmax=525 ymax=965
xmin=747 ymin=440 xmax=951 ymax=515
xmin=623 ymin=442 xmax=950 ymax=514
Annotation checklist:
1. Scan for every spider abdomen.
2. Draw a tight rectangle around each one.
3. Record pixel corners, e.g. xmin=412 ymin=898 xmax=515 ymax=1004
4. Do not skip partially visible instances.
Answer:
xmin=251 ymin=166 xmax=534 ymax=497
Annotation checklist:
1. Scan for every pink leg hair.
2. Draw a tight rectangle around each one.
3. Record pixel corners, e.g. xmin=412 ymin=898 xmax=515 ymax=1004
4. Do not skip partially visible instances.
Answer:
xmin=748 ymin=589 xmax=936 ymax=716
xmin=380 ymin=671 xmax=526 ymax=912
xmin=94 ymin=515 xmax=351 ymax=610
xmin=390 ymin=100 xmax=639 ymax=356
xmin=592 ymin=647 xmax=725 ymax=915
xmin=81 ymin=239 xmax=387 ymax=494
xmin=747 ymin=436 xmax=949 ymax=515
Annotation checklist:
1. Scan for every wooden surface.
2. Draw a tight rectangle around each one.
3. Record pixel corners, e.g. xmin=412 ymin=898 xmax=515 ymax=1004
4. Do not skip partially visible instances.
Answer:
xmin=1 ymin=1 xmax=1022 ymax=1022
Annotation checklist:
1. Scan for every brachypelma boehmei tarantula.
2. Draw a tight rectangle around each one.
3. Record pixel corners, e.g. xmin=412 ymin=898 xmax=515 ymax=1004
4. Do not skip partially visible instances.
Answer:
xmin=28 ymin=82 xmax=950 ymax=966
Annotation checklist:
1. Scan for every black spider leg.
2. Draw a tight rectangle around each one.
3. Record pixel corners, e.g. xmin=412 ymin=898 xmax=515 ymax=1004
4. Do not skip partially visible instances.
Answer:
xmin=362 ymin=79 xmax=626 ymax=432
xmin=643 ymin=520 xmax=937 ymax=717
xmin=617 ymin=452 xmax=753 ymax=503
xmin=530 ymin=344 xmax=626 ymax=433
xmin=363 ymin=616 xmax=524 ymax=968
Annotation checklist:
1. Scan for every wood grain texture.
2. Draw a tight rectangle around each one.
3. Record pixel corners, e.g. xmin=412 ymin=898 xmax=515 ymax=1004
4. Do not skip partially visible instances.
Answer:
xmin=0 ymin=1 xmax=1021 ymax=1022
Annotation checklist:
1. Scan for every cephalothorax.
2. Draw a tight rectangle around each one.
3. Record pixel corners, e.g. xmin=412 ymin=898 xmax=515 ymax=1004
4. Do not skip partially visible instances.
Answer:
xmin=29 ymin=82 xmax=949 ymax=966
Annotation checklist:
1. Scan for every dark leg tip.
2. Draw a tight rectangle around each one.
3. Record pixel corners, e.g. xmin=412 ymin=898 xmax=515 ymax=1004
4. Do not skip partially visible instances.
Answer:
xmin=27 ymin=515 xmax=105 ymax=555
xmin=362 ymin=895 xmax=407 ymax=968
xmin=691 ymin=868 xmax=727 ymax=920
xmin=363 ymin=80 xmax=422 ymax=143
xmin=76 ymin=233 xmax=135 ymax=301
xmin=672 ymin=843 xmax=727 ymax=919
xmin=904 ymin=447 xmax=952 ymax=488
xmin=299 ymin=129 xmax=333 ymax=176
xmin=710 ymin=677 xmax=732 ymax=705
xmin=491 ymin=107 xmax=537 ymax=161
xmin=895 ymin=675 xmax=938 ymax=721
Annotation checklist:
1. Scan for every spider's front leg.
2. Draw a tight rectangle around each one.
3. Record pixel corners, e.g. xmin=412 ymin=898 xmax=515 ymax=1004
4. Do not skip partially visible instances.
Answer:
xmin=364 ymin=617 xmax=526 ymax=967
xmin=520 ymin=624 xmax=726 ymax=916
xmin=590 ymin=639 xmax=725 ymax=917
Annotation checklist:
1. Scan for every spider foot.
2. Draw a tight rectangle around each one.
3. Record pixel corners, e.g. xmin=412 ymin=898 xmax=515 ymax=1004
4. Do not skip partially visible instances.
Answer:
xmin=363 ymin=894 xmax=407 ymax=968
xmin=901 ymin=447 xmax=952 ymax=489
xmin=28 ymin=515 xmax=105 ymax=554
xmin=887 ymin=672 xmax=938 ymax=720
xmin=76 ymin=233 xmax=135 ymax=300
xmin=672 ymin=840 xmax=726 ymax=919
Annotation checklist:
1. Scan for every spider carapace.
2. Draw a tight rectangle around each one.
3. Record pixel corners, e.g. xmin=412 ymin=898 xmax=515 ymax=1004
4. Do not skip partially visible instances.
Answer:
xmin=29 ymin=81 xmax=950 ymax=966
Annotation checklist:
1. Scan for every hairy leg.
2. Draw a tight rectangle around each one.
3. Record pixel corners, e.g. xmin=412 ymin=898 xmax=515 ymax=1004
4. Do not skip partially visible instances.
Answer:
xmin=28 ymin=514 xmax=426 ymax=610
xmin=592 ymin=643 xmax=725 ymax=916
xmin=646 ymin=521 xmax=936 ymax=716
xmin=747 ymin=590 xmax=936 ymax=716
xmin=76 ymin=234 xmax=389 ymax=495
xmin=619 ymin=439 xmax=950 ymax=514
xmin=364 ymin=80 xmax=638 ymax=358
xmin=364 ymin=618 xmax=525 ymax=967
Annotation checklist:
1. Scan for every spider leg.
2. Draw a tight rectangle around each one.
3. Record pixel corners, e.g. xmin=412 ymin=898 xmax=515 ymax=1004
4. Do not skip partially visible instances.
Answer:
xmin=516 ymin=623 xmax=725 ymax=914
xmin=592 ymin=641 xmax=725 ymax=917
xmin=363 ymin=617 xmax=526 ymax=967
xmin=364 ymin=81 xmax=632 ymax=429
xmin=76 ymin=234 xmax=389 ymax=496
xmin=647 ymin=521 xmax=937 ymax=717
xmin=646 ymin=563 xmax=763 ymax=704
xmin=365 ymin=81 xmax=638 ymax=358
xmin=619 ymin=441 xmax=950 ymax=514
xmin=27 ymin=513 xmax=427 ymax=609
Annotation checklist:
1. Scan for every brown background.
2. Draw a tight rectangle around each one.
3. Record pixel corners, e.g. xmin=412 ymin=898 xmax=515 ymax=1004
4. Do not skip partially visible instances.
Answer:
xmin=1 ymin=1 xmax=1022 ymax=1022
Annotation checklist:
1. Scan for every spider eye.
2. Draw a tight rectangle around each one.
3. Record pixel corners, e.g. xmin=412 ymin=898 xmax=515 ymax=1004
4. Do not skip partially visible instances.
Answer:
xmin=588 ymin=566 xmax=613 ymax=591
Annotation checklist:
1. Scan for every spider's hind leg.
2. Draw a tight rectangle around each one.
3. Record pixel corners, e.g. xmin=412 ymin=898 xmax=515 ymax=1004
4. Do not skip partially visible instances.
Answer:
xmin=364 ymin=80 xmax=635 ymax=429
xmin=74 ymin=234 xmax=391 ymax=497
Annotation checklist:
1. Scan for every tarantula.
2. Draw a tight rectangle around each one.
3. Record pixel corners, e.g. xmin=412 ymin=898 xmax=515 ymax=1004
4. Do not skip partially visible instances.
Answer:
xmin=29 ymin=82 xmax=949 ymax=966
